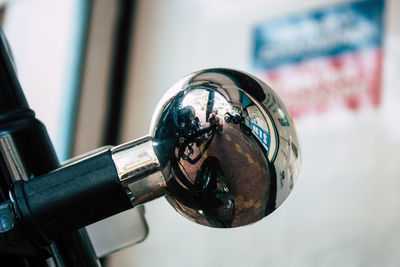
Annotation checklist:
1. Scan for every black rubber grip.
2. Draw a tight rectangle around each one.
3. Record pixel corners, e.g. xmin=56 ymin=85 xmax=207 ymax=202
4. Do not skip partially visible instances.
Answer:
xmin=12 ymin=149 xmax=132 ymax=245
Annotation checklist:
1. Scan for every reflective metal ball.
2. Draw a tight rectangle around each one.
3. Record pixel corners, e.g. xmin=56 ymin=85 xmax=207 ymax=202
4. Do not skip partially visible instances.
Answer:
xmin=150 ymin=68 xmax=301 ymax=228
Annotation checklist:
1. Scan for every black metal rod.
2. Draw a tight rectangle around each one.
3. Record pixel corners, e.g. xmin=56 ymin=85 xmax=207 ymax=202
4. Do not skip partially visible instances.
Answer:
xmin=0 ymin=30 xmax=29 ymax=117
xmin=12 ymin=149 xmax=132 ymax=243
xmin=0 ymin=29 xmax=99 ymax=267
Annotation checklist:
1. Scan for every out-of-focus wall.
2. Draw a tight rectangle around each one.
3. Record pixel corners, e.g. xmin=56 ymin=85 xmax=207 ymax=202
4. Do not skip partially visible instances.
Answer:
xmin=111 ymin=0 xmax=400 ymax=266
xmin=121 ymin=0 xmax=351 ymax=139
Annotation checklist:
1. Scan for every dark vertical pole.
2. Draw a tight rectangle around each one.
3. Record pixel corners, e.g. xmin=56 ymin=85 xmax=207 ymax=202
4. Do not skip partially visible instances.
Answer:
xmin=0 ymin=26 xmax=47 ymax=267
xmin=0 ymin=30 xmax=30 ymax=117
xmin=0 ymin=28 xmax=99 ymax=266
xmin=102 ymin=0 xmax=136 ymax=146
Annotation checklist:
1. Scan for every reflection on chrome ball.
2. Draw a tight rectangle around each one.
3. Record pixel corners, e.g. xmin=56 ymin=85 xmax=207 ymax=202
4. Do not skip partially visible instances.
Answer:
xmin=150 ymin=68 xmax=301 ymax=228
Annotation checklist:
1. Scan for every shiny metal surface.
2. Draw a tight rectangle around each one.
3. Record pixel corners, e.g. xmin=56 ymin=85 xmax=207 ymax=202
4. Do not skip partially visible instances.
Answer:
xmin=111 ymin=136 xmax=167 ymax=205
xmin=112 ymin=137 xmax=161 ymax=183
xmin=0 ymin=135 xmax=29 ymax=182
xmin=148 ymin=68 xmax=301 ymax=228
xmin=126 ymin=171 xmax=166 ymax=206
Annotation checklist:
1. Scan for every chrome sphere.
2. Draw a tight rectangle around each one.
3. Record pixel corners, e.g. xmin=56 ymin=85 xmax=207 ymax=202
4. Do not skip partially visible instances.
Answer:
xmin=150 ymin=68 xmax=301 ymax=228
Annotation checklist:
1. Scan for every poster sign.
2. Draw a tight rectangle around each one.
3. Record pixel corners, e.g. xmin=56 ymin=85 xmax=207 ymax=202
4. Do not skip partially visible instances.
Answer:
xmin=253 ymin=0 xmax=385 ymax=119
xmin=251 ymin=121 xmax=271 ymax=152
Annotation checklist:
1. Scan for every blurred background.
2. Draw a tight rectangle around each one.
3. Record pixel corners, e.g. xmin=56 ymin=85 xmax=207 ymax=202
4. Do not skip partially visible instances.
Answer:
xmin=1 ymin=0 xmax=400 ymax=266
